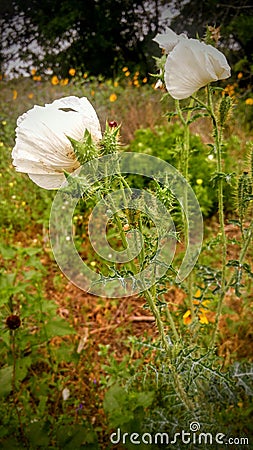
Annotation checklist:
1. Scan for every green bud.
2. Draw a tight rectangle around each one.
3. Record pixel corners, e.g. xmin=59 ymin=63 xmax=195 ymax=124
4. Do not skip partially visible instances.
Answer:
xmin=218 ymin=95 xmax=233 ymax=127
xmin=67 ymin=129 xmax=98 ymax=164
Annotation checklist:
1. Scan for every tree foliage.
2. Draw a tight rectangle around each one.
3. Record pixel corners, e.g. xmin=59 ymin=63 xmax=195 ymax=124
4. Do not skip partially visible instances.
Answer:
xmin=0 ymin=0 xmax=164 ymax=77
xmin=1 ymin=0 xmax=253 ymax=78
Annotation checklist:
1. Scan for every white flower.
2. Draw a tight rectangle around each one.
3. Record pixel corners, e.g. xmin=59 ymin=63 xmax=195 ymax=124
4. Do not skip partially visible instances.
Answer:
xmin=12 ymin=96 xmax=102 ymax=189
xmin=62 ymin=387 xmax=70 ymax=401
xmin=153 ymin=28 xmax=231 ymax=100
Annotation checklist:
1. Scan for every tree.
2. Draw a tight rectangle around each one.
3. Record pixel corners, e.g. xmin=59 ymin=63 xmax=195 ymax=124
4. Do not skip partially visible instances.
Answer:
xmin=0 ymin=0 xmax=166 ymax=77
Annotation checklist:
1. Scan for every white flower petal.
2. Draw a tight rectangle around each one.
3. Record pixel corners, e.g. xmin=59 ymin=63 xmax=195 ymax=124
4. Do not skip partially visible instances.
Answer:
xmin=164 ymin=39 xmax=231 ymax=99
xmin=153 ymin=27 xmax=187 ymax=54
xmin=29 ymin=173 xmax=66 ymax=189
xmin=62 ymin=387 xmax=70 ymax=401
xmin=12 ymin=96 xmax=102 ymax=189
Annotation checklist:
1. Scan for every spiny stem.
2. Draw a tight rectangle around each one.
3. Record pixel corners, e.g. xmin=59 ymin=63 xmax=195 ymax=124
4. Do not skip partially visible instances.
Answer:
xmin=207 ymin=86 xmax=227 ymax=347
xmin=175 ymin=99 xmax=195 ymax=319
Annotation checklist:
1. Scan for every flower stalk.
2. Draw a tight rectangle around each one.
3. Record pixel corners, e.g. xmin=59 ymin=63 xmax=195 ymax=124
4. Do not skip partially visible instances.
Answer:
xmin=175 ymin=99 xmax=195 ymax=320
xmin=206 ymin=86 xmax=227 ymax=346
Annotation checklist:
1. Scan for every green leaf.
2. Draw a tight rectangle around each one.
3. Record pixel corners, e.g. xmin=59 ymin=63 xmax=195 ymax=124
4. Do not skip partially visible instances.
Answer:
xmin=56 ymin=424 xmax=98 ymax=449
xmin=0 ymin=365 xmax=13 ymax=397
xmin=43 ymin=317 xmax=76 ymax=339
xmin=26 ymin=421 xmax=50 ymax=447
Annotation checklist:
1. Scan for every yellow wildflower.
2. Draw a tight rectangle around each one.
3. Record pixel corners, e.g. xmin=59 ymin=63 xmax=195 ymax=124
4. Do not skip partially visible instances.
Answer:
xmin=33 ymin=75 xmax=41 ymax=81
xmin=51 ymin=75 xmax=59 ymax=85
xmin=60 ymin=78 xmax=69 ymax=86
xmin=31 ymin=68 xmax=37 ymax=76
xmin=196 ymin=179 xmax=203 ymax=185
xmin=13 ymin=90 xmax=18 ymax=100
xmin=109 ymin=93 xmax=117 ymax=102
xmin=122 ymin=66 xmax=128 ymax=72
xmin=237 ymin=72 xmax=243 ymax=79
xmin=245 ymin=98 xmax=253 ymax=105
xmin=83 ymin=72 xmax=88 ymax=79
xmin=125 ymin=71 xmax=130 ymax=77
xmin=9 ymin=182 xmax=14 ymax=187
xmin=2 ymin=121 xmax=6 ymax=126
xmin=69 ymin=68 xmax=76 ymax=76
xmin=142 ymin=77 xmax=148 ymax=83
xmin=133 ymin=80 xmax=139 ymax=87
xmin=202 ymin=300 xmax=210 ymax=307
xmin=21 ymin=201 xmax=26 ymax=206
xmin=199 ymin=313 xmax=209 ymax=324
xmin=183 ymin=310 xmax=192 ymax=325
xmin=114 ymin=81 xmax=119 ymax=87
xmin=28 ymin=93 xmax=34 ymax=99
xmin=194 ymin=288 xmax=202 ymax=298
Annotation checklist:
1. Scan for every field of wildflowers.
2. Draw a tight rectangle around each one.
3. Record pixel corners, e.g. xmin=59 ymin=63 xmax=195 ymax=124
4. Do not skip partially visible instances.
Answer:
xmin=0 ymin=28 xmax=253 ymax=449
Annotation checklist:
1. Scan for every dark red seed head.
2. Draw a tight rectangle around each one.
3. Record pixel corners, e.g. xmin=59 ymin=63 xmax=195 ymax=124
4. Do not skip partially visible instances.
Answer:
xmin=108 ymin=121 xmax=118 ymax=128
xmin=6 ymin=315 xmax=21 ymax=330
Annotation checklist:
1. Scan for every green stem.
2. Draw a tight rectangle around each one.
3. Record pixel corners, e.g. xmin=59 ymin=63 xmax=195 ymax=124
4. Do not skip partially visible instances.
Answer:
xmin=175 ymin=99 xmax=195 ymax=319
xmin=207 ymin=86 xmax=227 ymax=347
xmin=11 ymin=331 xmax=29 ymax=448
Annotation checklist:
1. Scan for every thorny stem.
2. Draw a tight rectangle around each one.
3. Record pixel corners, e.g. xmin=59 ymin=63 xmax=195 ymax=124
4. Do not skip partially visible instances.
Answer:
xmin=175 ymin=99 xmax=195 ymax=319
xmin=115 ymin=175 xmax=193 ymax=412
xmin=206 ymin=86 xmax=227 ymax=347
xmin=103 ymin=151 xmax=194 ymax=411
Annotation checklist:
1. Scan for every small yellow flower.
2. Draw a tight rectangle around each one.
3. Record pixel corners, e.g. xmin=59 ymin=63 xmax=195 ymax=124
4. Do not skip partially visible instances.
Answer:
xmin=51 ymin=75 xmax=59 ymax=85
xmin=114 ymin=81 xmax=119 ymax=87
xmin=28 ymin=93 xmax=34 ymax=99
xmin=199 ymin=313 xmax=209 ymax=325
xmin=183 ymin=310 xmax=192 ymax=325
xmin=122 ymin=66 xmax=128 ymax=72
xmin=237 ymin=72 xmax=243 ymax=79
xmin=124 ymin=70 xmax=130 ymax=77
xmin=33 ymin=75 xmax=41 ymax=81
xmin=83 ymin=72 xmax=88 ymax=79
xmin=60 ymin=78 xmax=69 ymax=86
xmin=194 ymin=288 xmax=202 ymax=298
xmin=133 ymin=80 xmax=139 ymax=87
xmin=9 ymin=182 xmax=14 ymax=187
xmin=21 ymin=201 xmax=26 ymax=206
xmin=13 ymin=90 xmax=18 ymax=100
xmin=196 ymin=179 xmax=203 ymax=185
xmin=109 ymin=93 xmax=117 ymax=102
xmin=202 ymin=300 xmax=210 ymax=307
xmin=90 ymin=261 xmax=96 ymax=267
xmin=31 ymin=68 xmax=37 ymax=76
xmin=2 ymin=121 xmax=6 ymax=126
xmin=0 ymin=142 xmax=3 ymax=147
xmin=91 ymin=89 xmax=95 ymax=96
xmin=245 ymin=98 xmax=253 ymax=105
xmin=69 ymin=68 xmax=76 ymax=76
xmin=142 ymin=77 xmax=148 ymax=83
